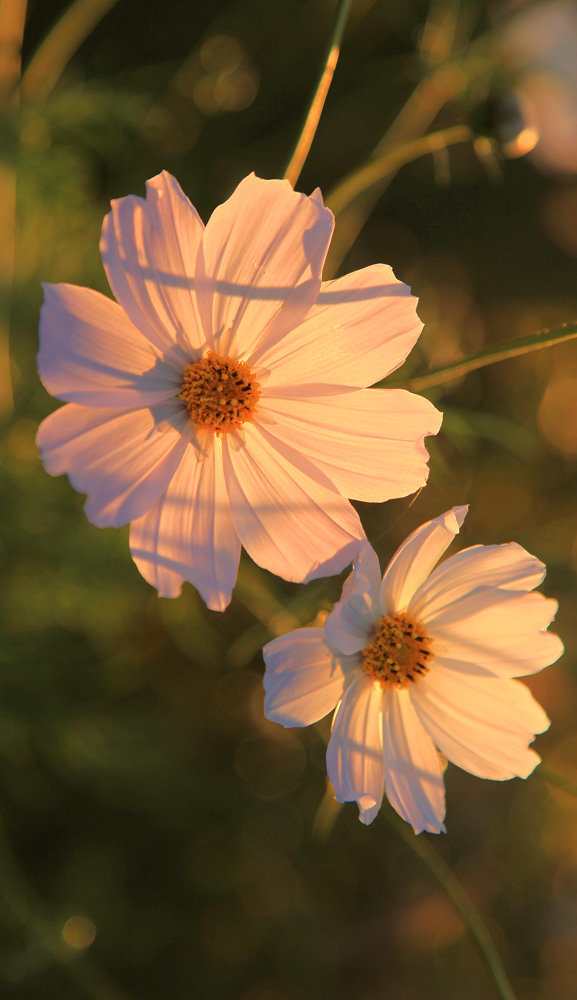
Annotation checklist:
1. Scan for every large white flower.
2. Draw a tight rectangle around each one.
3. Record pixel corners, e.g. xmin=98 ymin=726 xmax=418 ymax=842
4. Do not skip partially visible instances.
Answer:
xmin=36 ymin=172 xmax=441 ymax=611
xmin=263 ymin=507 xmax=563 ymax=833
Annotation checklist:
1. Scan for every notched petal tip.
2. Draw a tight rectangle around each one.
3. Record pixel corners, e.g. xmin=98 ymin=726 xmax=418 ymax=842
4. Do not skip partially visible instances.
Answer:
xmin=131 ymin=541 xmax=235 ymax=611
xmin=381 ymin=504 xmax=471 ymax=615
xmin=237 ymin=173 xmax=334 ymax=226
xmin=310 ymin=186 xmax=333 ymax=216
xmin=516 ymin=747 xmax=542 ymax=780
xmin=447 ymin=504 xmax=469 ymax=533
xmin=145 ymin=169 xmax=178 ymax=191
xmin=203 ymin=589 xmax=234 ymax=612
xmin=412 ymin=818 xmax=447 ymax=835
xmin=156 ymin=579 xmax=184 ymax=600
xmin=543 ymin=629 xmax=564 ymax=667
xmin=357 ymin=794 xmax=380 ymax=825
xmin=422 ymin=397 xmax=444 ymax=438
xmin=149 ymin=555 xmax=235 ymax=611
xmin=106 ymin=190 xmax=141 ymax=216
xmin=160 ymin=574 xmax=233 ymax=611
xmin=144 ymin=171 xmax=197 ymax=211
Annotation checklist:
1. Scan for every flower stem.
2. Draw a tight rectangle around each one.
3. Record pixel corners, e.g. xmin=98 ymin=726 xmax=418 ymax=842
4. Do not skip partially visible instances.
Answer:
xmin=323 ymin=63 xmax=472 ymax=275
xmin=323 ymin=6 xmax=493 ymax=277
xmin=283 ymin=0 xmax=353 ymax=188
xmin=390 ymin=322 xmax=577 ymax=393
xmin=0 ymin=0 xmax=26 ymax=420
xmin=20 ymin=0 xmax=120 ymax=101
xmin=0 ymin=0 xmax=26 ymax=107
xmin=541 ymin=767 xmax=577 ymax=798
xmin=326 ymin=123 xmax=472 ymax=217
xmin=384 ymin=809 xmax=518 ymax=1000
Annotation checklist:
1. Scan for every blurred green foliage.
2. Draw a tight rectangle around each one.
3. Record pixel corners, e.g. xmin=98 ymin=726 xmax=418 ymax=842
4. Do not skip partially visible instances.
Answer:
xmin=3 ymin=1 xmax=577 ymax=998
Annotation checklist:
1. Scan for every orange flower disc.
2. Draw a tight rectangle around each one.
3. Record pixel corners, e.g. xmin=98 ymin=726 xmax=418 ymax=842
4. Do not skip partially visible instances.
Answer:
xmin=361 ymin=612 xmax=433 ymax=689
xmin=179 ymin=351 xmax=261 ymax=434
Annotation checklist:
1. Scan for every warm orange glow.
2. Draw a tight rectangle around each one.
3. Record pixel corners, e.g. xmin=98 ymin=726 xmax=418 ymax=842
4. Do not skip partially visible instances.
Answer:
xmin=361 ymin=613 xmax=433 ymax=689
xmin=543 ymin=187 xmax=577 ymax=255
xmin=502 ymin=125 xmax=540 ymax=158
xmin=62 ymin=915 xmax=97 ymax=950
xmin=538 ymin=374 xmax=577 ymax=454
xmin=179 ymin=351 xmax=261 ymax=434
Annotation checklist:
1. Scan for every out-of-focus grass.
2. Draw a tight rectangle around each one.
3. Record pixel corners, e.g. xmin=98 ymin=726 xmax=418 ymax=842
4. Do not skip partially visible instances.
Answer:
xmin=2 ymin=1 xmax=577 ymax=998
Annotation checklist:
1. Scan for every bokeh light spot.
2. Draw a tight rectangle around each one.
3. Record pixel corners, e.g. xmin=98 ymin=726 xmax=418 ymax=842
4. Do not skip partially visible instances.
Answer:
xmin=543 ymin=187 xmax=577 ymax=256
xmin=538 ymin=374 xmax=577 ymax=454
xmin=62 ymin=915 xmax=97 ymax=950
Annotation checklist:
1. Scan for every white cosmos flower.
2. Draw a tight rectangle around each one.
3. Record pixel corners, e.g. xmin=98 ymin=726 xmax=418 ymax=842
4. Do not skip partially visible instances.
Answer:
xmin=263 ymin=507 xmax=563 ymax=833
xmin=36 ymin=171 xmax=441 ymax=611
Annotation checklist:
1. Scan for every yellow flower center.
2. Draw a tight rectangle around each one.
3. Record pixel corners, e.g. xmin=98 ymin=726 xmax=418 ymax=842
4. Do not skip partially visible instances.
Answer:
xmin=361 ymin=612 xmax=433 ymax=689
xmin=179 ymin=351 xmax=261 ymax=434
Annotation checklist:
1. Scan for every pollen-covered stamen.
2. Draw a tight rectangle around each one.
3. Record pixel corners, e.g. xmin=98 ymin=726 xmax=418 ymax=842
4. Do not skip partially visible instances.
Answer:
xmin=179 ymin=351 xmax=261 ymax=434
xmin=361 ymin=612 xmax=433 ymax=689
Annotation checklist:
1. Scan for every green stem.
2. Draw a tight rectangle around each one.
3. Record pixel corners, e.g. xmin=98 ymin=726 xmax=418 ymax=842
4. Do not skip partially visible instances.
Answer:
xmin=327 ymin=123 xmax=472 ymax=217
xmin=0 ymin=0 xmax=26 ymax=419
xmin=324 ymin=13 xmax=492 ymax=277
xmin=283 ymin=0 xmax=353 ymax=187
xmin=324 ymin=72 xmax=470 ymax=274
xmin=419 ymin=0 xmax=462 ymax=67
xmin=391 ymin=322 xmax=577 ymax=393
xmin=20 ymin=0 xmax=120 ymax=101
xmin=541 ymin=767 xmax=577 ymax=798
xmin=385 ymin=809 xmax=518 ymax=1000
xmin=0 ymin=0 xmax=27 ymax=108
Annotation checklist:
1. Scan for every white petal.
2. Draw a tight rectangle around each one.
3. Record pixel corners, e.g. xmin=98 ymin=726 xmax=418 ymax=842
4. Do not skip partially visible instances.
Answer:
xmin=36 ymin=401 xmax=190 ymax=527
xmin=222 ymin=422 xmax=364 ymax=584
xmin=380 ymin=506 xmax=468 ymax=615
xmin=195 ymin=174 xmax=333 ymax=360
xmin=324 ymin=542 xmax=382 ymax=655
xmin=260 ymin=388 xmax=442 ymax=502
xmin=426 ymin=587 xmax=563 ymax=677
xmin=382 ymin=689 xmax=446 ymax=834
xmin=129 ymin=436 xmax=240 ymax=610
xmin=263 ymin=628 xmax=352 ymax=727
xmin=254 ymin=263 xmax=423 ymax=387
xmin=410 ymin=541 xmax=546 ymax=622
xmin=413 ymin=664 xmax=550 ymax=779
xmin=100 ymin=171 xmax=205 ymax=355
xmin=327 ymin=674 xmax=385 ymax=825
xmin=38 ymin=284 xmax=180 ymax=409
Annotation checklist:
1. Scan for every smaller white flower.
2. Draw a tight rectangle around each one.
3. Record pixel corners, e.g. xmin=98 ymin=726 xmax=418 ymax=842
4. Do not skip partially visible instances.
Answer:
xmin=263 ymin=507 xmax=563 ymax=833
